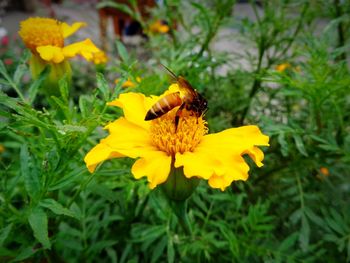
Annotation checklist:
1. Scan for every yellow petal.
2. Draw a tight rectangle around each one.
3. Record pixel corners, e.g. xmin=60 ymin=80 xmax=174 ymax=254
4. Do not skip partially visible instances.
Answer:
xmin=131 ymin=151 xmax=172 ymax=189
xmin=108 ymin=92 xmax=156 ymax=130
xmin=201 ymin=125 xmax=269 ymax=153
xmin=103 ymin=117 xmax=157 ymax=157
xmin=243 ymin=146 xmax=265 ymax=167
xmin=175 ymin=151 xmax=224 ymax=180
xmin=84 ymin=117 xmax=156 ymax=172
xmin=62 ymin=39 xmax=100 ymax=60
xmin=37 ymin=45 xmax=65 ymax=63
xmin=175 ymin=125 xmax=269 ymax=190
xmin=61 ymin=22 xmax=87 ymax=38
xmin=84 ymin=143 xmax=124 ymax=173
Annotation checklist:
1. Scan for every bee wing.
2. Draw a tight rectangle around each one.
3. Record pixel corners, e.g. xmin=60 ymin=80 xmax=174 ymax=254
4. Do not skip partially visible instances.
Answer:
xmin=161 ymin=64 xmax=196 ymax=99
xmin=177 ymin=76 xmax=197 ymax=99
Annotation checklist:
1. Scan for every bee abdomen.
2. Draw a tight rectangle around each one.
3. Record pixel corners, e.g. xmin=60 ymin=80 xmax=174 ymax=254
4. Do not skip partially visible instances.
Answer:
xmin=145 ymin=92 xmax=182 ymax=121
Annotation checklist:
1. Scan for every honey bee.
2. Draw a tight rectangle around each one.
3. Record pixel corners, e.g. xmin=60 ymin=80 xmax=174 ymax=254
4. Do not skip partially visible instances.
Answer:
xmin=144 ymin=66 xmax=208 ymax=128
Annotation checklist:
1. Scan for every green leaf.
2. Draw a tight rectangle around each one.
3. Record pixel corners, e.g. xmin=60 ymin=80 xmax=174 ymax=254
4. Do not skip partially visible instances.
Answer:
xmin=151 ymin=235 xmax=167 ymax=263
xmin=59 ymin=77 xmax=69 ymax=102
xmin=96 ymin=73 xmax=110 ymax=100
xmin=28 ymin=207 xmax=51 ymax=249
xmin=293 ymin=134 xmax=308 ymax=156
xmin=20 ymin=145 xmax=40 ymax=197
xmin=97 ymin=1 xmax=134 ymax=17
xmin=277 ymin=133 xmax=289 ymax=156
xmin=40 ymin=199 xmax=79 ymax=219
xmin=299 ymin=214 xmax=310 ymax=251
xmin=13 ymin=64 xmax=27 ymax=86
xmin=279 ymin=232 xmax=298 ymax=251
xmin=116 ymin=40 xmax=129 ymax=62
xmin=12 ymin=246 xmax=36 ymax=262
xmin=0 ymin=224 xmax=12 ymax=247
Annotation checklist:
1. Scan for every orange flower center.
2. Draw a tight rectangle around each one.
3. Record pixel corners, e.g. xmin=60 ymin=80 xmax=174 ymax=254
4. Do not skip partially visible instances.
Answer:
xmin=19 ymin=17 xmax=64 ymax=53
xmin=150 ymin=109 xmax=208 ymax=155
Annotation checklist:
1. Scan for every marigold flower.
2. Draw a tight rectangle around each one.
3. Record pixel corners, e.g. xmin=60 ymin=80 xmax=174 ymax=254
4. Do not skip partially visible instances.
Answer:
xmin=19 ymin=17 xmax=101 ymax=64
xmin=18 ymin=17 xmax=103 ymax=94
xmin=115 ymin=77 xmax=142 ymax=88
xmin=84 ymin=84 xmax=269 ymax=191
xmin=275 ymin=63 xmax=291 ymax=72
xmin=91 ymin=50 xmax=108 ymax=65
xmin=320 ymin=167 xmax=330 ymax=176
xmin=148 ymin=20 xmax=170 ymax=34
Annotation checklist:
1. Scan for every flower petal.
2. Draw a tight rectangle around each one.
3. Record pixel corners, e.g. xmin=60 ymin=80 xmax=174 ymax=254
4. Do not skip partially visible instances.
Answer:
xmin=61 ymin=22 xmax=87 ymax=38
xmin=37 ymin=45 xmax=65 ymax=63
xmin=84 ymin=117 xmax=157 ymax=172
xmin=84 ymin=143 xmax=124 ymax=173
xmin=175 ymin=125 xmax=269 ymax=190
xmin=108 ymin=83 xmax=181 ymax=129
xmin=62 ymin=39 xmax=100 ymax=60
xmin=201 ymin=125 xmax=269 ymax=154
xmin=131 ymin=151 xmax=172 ymax=189
xmin=103 ymin=117 xmax=157 ymax=158
xmin=108 ymin=93 xmax=155 ymax=130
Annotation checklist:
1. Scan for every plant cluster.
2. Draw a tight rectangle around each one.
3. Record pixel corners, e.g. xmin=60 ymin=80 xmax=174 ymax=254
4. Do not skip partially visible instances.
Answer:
xmin=0 ymin=0 xmax=349 ymax=262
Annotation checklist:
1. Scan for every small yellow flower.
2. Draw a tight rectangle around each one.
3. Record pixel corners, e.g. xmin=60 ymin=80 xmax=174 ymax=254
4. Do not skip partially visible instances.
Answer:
xmin=115 ymin=77 xmax=141 ymax=88
xmin=275 ymin=63 xmax=291 ymax=72
xmin=19 ymin=17 xmax=101 ymax=64
xmin=91 ymin=50 xmax=108 ymax=65
xmin=149 ymin=20 xmax=170 ymax=34
xmin=320 ymin=167 xmax=330 ymax=176
xmin=84 ymin=84 xmax=269 ymax=191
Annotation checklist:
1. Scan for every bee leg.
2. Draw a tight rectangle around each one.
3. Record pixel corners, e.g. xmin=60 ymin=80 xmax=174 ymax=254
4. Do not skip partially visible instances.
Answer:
xmin=175 ymin=103 xmax=185 ymax=132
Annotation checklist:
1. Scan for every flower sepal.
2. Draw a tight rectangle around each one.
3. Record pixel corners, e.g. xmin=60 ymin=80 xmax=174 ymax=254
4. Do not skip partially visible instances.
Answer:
xmin=160 ymin=165 xmax=199 ymax=202
xmin=30 ymin=55 xmax=71 ymax=96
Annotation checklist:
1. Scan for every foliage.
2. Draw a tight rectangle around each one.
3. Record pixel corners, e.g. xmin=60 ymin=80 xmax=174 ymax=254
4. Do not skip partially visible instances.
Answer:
xmin=1 ymin=0 xmax=349 ymax=262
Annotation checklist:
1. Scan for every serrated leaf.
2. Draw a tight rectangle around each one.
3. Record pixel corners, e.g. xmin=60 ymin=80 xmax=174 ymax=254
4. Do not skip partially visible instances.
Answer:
xmin=21 ymin=145 xmax=40 ymax=197
xmin=116 ymin=40 xmax=129 ymax=62
xmin=277 ymin=133 xmax=289 ymax=156
xmin=299 ymin=214 xmax=310 ymax=251
xmin=40 ymin=199 xmax=79 ymax=219
xmin=28 ymin=207 xmax=51 ymax=249
xmin=13 ymin=64 xmax=27 ymax=86
xmin=96 ymin=73 xmax=110 ymax=100
xmin=58 ymin=77 xmax=69 ymax=102
xmin=293 ymin=134 xmax=308 ymax=156
xmin=279 ymin=232 xmax=298 ymax=251
xmin=151 ymin=235 xmax=167 ymax=263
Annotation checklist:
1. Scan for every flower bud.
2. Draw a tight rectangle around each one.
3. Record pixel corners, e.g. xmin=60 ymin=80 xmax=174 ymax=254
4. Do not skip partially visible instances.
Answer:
xmin=161 ymin=166 xmax=199 ymax=201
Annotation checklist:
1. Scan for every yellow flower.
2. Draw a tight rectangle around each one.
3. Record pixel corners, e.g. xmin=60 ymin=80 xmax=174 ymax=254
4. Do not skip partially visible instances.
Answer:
xmin=91 ymin=50 xmax=108 ymax=65
xmin=19 ymin=17 xmax=101 ymax=64
xmin=149 ymin=20 xmax=170 ymax=34
xmin=320 ymin=167 xmax=330 ymax=176
xmin=84 ymin=84 xmax=269 ymax=191
xmin=275 ymin=63 xmax=291 ymax=72
xmin=115 ymin=77 xmax=142 ymax=88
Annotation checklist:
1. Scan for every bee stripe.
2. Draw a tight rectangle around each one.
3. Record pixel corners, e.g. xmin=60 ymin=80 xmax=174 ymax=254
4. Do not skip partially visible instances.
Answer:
xmin=155 ymin=102 xmax=165 ymax=113
xmin=163 ymin=97 xmax=171 ymax=108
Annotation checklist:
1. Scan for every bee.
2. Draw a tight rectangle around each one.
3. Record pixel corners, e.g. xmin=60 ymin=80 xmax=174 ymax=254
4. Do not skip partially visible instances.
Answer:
xmin=144 ymin=66 xmax=208 ymax=128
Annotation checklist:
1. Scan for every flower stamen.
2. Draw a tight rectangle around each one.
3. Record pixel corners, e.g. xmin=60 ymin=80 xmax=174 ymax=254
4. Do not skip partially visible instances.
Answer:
xmin=150 ymin=109 xmax=208 ymax=155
